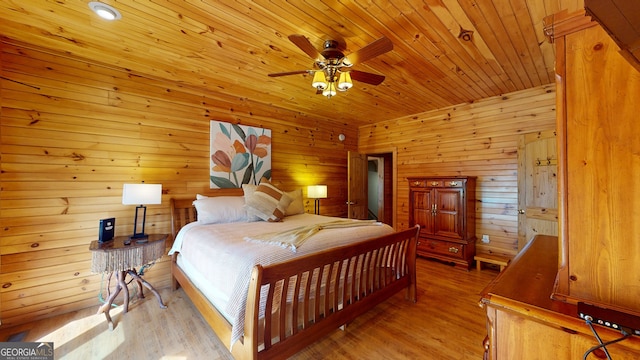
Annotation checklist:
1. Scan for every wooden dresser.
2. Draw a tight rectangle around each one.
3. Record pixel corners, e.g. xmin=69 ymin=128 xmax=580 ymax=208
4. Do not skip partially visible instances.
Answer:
xmin=481 ymin=235 xmax=640 ymax=359
xmin=408 ymin=176 xmax=476 ymax=269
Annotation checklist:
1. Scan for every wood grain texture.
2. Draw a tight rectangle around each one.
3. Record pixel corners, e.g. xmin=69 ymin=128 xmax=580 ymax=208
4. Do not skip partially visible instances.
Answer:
xmin=359 ymin=85 xmax=557 ymax=257
xmin=559 ymin=22 xmax=640 ymax=311
xmin=0 ymin=0 xmax=567 ymax=331
xmin=0 ymin=32 xmax=553 ymax=324
xmin=0 ymin=39 xmax=358 ymax=326
xmin=482 ymin=235 xmax=640 ymax=359
xmin=0 ymin=0 xmax=584 ymax=126
xmin=0 ymin=258 xmax=498 ymax=359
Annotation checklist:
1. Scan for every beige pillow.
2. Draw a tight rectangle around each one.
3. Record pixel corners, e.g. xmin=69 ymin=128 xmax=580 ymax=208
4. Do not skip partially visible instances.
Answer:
xmin=241 ymin=184 xmax=261 ymax=222
xmin=245 ymin=180 xmax=292 ymax=222
xmin=284 ymin=189 xmax=304 ymax=216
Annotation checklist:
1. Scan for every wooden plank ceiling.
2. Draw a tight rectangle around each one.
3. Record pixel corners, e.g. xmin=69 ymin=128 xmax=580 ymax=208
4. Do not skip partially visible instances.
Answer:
xmin=0 ymin=0 xmax=584 ymax=126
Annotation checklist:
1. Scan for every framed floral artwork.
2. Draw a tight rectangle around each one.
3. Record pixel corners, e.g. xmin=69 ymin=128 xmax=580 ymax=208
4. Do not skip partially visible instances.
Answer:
xmin=209 ymin=121 xmax=272 ymax=188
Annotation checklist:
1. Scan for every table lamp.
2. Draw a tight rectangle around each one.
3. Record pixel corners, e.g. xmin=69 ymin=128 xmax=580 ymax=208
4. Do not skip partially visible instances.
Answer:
xmin=307 ymin=185 xmax=327 ymax=215
xmin=122 ymin=183 xmax=162 ymax=242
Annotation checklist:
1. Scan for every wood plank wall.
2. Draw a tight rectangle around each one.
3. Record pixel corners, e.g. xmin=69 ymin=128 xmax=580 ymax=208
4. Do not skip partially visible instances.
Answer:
xmin=1 ymin=36 xmax=556 ymax=327
xmin=358 ymin=85 xmax=556 ymax=257
xmin=0 ymin=39 xmax=357 ymax=326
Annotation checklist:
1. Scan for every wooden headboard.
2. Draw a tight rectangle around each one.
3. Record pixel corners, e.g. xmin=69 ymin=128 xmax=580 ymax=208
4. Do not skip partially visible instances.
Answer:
xmin=169 ymin=188 xmax=245 ymax=240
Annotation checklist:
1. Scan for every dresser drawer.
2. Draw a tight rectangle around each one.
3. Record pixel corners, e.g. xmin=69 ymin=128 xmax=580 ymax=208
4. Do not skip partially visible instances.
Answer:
xmin=443 ymin=179 xmax=464 ymax=187
xmin=409 ymin=178 xmax=465 ymax=188
xmin=409 ymin=179 xmax=427 ymax=188
xmin=418 ymin=239 xmax=465 ymax=259
xmin=410 ymin=179 xmax=442 ymax=187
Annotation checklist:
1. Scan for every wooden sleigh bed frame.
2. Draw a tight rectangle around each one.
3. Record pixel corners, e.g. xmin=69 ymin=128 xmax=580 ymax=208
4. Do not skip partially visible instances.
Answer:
xmin=170 ymin=191 xmax=419 ymax=360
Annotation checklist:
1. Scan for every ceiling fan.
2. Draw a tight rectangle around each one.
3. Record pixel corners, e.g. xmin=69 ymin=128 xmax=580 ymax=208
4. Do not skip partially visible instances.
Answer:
xmin=268 ymin=34 xmax=393 ymax=98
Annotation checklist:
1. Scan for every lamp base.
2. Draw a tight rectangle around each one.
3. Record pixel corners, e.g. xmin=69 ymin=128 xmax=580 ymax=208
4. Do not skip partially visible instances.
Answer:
xmin=130 ymin=233 xmax=149 ymax=243
xmin=130 ymin=205 xmax=149 ymax=243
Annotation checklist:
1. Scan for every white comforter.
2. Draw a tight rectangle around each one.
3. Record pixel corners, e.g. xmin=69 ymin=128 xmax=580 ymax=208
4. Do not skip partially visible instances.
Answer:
xmin=168 ymin=213 xmax=394 ymax=348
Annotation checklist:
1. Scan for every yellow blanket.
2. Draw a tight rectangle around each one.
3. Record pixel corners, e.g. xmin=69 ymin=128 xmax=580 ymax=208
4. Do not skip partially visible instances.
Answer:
xmin=244 ymin=219 xmax=382 ymax=252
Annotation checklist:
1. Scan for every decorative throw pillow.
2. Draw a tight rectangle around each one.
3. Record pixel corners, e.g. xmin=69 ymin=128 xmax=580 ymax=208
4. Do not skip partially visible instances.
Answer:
xmin=192 ymin=195 xmax=249 ymax=224
xmin=284 ymin=189 xmax=304 ymax=216
xmin=241 ymin=184 xmax=261 ymax=222
xmin=245 ymin=179 xmax=292 ymax=222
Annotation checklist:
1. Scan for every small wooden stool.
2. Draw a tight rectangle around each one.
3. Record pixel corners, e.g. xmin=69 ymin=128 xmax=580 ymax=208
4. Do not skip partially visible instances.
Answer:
xmin=474 ymin=254 xmax=511 ymax=272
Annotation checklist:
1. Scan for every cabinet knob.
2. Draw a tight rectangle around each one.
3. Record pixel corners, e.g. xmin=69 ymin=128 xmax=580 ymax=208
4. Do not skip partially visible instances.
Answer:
xmin=449 ymin=181 xmax=458 ymax=186
xmin=431 ymin=181 xmax=439 ymax=186
xmin=518 ymin=209 xmax=525 ymax=214
xmin=413 ymin=181 xmax=421 ymax=186
xmin=448 ymin=247 xmax=459 ymax=254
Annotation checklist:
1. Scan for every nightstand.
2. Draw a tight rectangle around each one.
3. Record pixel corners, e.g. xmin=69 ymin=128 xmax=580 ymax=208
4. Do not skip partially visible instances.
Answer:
xmin=89 ymin=234 xmax=168 ymax=330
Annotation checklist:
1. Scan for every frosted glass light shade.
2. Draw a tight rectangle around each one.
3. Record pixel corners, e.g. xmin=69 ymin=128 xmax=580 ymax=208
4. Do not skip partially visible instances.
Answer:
xmin=122 ymin=184 xmax=162 ymax=205
xmin=88 ymin=2 xmax=122 ymax=20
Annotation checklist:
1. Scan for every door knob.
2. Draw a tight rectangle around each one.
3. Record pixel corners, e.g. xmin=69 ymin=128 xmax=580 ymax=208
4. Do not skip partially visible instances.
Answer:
xmin=346 ymin=201 xmax=356 ymax=205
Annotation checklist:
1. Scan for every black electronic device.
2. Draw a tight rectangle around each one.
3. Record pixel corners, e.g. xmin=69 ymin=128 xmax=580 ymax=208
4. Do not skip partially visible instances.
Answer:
xmin=98 ymin=218 xmax=115 ymax=243
xmin=578 ymin=302 xmax=640 ymax=336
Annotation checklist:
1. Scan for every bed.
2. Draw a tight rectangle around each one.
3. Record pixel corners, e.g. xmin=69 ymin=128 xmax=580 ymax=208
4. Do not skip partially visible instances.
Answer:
xmin=169 ymin=187 xmax=419 ymax=360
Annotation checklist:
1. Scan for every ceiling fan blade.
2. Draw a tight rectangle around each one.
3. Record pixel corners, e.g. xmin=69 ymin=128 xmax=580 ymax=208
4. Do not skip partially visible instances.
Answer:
xmin=268 ymin=70 xmax=310 ymax=77
xmin=347 ymin=37 xmax=393 ymax=65
xmin=350 ymin=70 xmax=386 ymax=85
xmin=288 ymin=34 xmax=321 ymax=59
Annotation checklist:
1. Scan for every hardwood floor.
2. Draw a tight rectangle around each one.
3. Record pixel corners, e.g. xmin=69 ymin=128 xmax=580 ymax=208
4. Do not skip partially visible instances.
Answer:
xmin=0 ymin=258 xmax=498 ymax=359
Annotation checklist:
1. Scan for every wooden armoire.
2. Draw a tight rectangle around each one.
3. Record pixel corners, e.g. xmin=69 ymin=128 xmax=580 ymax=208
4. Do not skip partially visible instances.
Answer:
xmin=480 ymin=9 xmax=640 ymax=359
xmin=408 ymin=176 xmax=476 ymax=270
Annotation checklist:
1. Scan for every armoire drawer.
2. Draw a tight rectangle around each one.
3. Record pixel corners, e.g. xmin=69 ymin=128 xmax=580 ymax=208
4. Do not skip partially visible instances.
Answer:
xmin=418 ymin=239 xmax=465 ymax=259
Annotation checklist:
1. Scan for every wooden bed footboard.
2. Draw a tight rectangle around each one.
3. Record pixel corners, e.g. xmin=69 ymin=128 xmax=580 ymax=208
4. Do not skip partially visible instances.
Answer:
xmin=240 ymin=226 xmax=420 ymax=360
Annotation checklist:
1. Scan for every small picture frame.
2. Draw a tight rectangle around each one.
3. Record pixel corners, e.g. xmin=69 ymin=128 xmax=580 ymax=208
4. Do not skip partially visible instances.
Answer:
xmin=99 ymin=218 xmax=115 ymax=242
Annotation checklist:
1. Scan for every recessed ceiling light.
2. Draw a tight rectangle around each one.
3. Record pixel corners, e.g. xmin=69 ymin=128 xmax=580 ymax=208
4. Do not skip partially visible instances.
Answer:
xmin=88 ymin=2 xmax=122 ymax=21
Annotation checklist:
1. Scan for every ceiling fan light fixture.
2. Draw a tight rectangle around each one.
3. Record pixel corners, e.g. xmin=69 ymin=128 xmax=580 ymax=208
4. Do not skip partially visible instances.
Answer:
xmin=270 ymin=34 xmax=393 ymax=99
xmin=322 ymin=82 xmax=337 ymax=98
xmin=337 ymin=72 xmax=353 ymax=91
xmin=312 ymin=71 xmax=327 ymax=90
xmin=88 ymin=2 xmax=122 ymax=20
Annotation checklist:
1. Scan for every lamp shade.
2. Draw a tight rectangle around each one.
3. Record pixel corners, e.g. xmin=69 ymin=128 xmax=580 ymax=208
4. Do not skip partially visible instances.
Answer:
xmin=337 ymin=72 xmax=353 ymax=91
xmin=307 ymin=185 xmax=327 ymax=199
xmin=122 ymin=184 xmax=162 ymax=205
xmin=322 ymin=82 xmax=336 ymax=97
xmin=312 ymin=71 xmax=327 ymax=90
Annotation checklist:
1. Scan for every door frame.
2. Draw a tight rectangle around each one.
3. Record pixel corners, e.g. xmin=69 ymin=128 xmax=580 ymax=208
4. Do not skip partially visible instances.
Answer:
xmin=367 ymin=156 xmax=385 ymax=221
xmin=364 ymin=147 xmax=397 ymax=229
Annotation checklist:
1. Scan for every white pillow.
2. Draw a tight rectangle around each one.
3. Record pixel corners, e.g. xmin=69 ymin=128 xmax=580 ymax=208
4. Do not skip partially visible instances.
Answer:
xmin=284 ymin=189 xmax=304 ymax=216
xmin=192 ymin=195 xmax=249 ymax=224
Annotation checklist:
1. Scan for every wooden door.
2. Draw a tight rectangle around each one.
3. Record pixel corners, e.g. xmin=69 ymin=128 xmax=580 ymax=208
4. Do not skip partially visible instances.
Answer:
xmin=517 ymin=130 xmax=558 ymax=250
xmin=433 ymin=188 xmax=463 ymax=239
xmin=347 ymin=151 xmax=368 ymax=219
xmin=411 ymin=190 xmax=435 ymax=237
